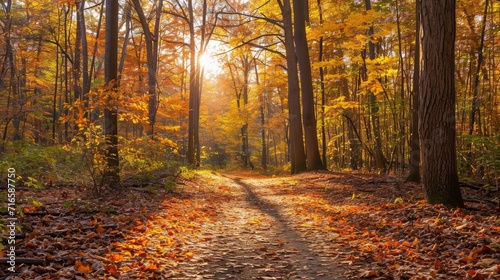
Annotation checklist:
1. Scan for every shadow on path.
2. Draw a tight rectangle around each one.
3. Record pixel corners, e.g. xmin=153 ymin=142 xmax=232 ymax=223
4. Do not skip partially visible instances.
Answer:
xmin=226 ymin=175 xmax=346 ymax=279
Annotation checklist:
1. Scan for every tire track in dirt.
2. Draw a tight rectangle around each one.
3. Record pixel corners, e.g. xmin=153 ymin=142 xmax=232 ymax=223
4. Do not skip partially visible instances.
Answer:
xmin=171 ymin=173 xmax=345 ymax=279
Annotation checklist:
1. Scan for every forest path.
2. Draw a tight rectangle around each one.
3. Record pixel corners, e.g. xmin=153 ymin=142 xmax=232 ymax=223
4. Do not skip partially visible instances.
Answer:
xmin=6 ymin=171 xmax=497 ymax=279
xmin=173 ymin=172 xmax=346 ymax=279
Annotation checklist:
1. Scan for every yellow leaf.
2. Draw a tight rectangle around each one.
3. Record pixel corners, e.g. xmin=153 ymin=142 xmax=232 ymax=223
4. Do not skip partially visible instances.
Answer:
xmin=411 ymin=237 xmax=419 ymax=248
xmin=481 ymin=258 xmax=496 ymax=266
xmin=248 ymin=217 xmax=261 ymax=225
xmin=394 ymin=197 xmax=404 ymax=204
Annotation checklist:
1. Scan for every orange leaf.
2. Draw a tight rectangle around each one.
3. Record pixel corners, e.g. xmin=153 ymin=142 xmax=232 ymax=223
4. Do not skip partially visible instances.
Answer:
xmin=25 ymin=241 xmax=37 ymax=248
xmin=96 ymin=226 xmax=106 ymax=234
xmin=185 ymin=252 xmax=194 ymax=258
xmin=75 ymin=260 xmax=93 ymax=273
xmin=345 ymin=254 xmax=356 ymax=261
xmin=108 ymin=253 xmax=123 ymax=262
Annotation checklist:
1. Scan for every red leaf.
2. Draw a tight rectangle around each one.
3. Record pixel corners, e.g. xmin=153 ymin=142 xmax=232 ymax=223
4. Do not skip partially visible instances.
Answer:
xmin=105 ymin=264 xmax=121 ymax=278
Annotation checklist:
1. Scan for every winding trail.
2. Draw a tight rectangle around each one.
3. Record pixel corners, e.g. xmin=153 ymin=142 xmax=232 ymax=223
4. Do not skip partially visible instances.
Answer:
xmin=173 ymin=173 xmax=346 ymax=279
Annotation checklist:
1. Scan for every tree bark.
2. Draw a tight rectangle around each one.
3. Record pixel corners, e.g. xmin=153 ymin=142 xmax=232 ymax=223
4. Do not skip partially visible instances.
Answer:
xmin=187 ymin=0 xmax=198 ymax=166
xmin=419 ymin=0 xmax=464 ymax=207
xmin=103 ymin=0 xmax=120 ymax=187
xmin=364 ymin=0 xmax=387 ymax=172
xmin=407 ymin=0 xmax=421 ymax=182
xmin=279 ymin=0 xmax=306 ymax=174
xmin=468 ymin=0 xmax=488 ymax=136
xmin=292 ymin=0 xmax=325 ymax=171
xmin=131 ymin=0 xmax=163 ymax=137
xmin=317 ymin=0 xmax=327 ymax=167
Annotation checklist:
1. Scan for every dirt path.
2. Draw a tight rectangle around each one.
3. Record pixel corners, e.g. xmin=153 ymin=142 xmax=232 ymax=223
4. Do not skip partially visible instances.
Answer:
xmin=5 ymin=171 xmax=497 ymax=279
xmin=172 ymin=173 xmax=346 ymax=279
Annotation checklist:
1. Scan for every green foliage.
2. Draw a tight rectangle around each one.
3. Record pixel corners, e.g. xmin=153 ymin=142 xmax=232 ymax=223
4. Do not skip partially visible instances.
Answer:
xmin=457 ymin=134 xmax=500 ymax=183
xmin=120 ymin=137 xmax=183 ymax=186
xmin=25 ymin=177 xmax=44 ymax=189
xmin=60 ymin=87 xmax=156 ymax=196
xmin=0 ymin=141 xmax=85 ymax=184
xmin=163 ymin=181 xmax=177 ymax=193
xmin=65 ymin=122 xmax=107 ymax=197
xmin=26 ymin=197 xmax=43 ymax=207
xmin=179 ymin=166 xmax=196 ymax=180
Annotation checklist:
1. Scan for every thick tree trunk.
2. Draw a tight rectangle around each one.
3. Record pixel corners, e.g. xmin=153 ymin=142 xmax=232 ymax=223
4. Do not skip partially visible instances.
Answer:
xmin=419 ymin=0 xmax=464 ymax=207
xmin=292 ymin=0 xmax=324 ymax=171
xmin=279 ymin=0 xmax=306 ymax=174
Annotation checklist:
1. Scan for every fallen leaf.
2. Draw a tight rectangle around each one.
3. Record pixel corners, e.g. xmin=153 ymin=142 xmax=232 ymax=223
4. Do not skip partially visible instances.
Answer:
xmin=360 ymin=270 xmax=378 ymax=277
xmin=96 ymin=225 xmax=106 ymax=234
xmin=75 ymin=260 xmax=92 ymax=273
xmin=105 ymin=264 xmax=120 ymax=278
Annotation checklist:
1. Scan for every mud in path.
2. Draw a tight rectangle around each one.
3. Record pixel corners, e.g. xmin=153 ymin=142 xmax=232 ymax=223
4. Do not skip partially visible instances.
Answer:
xmin=171 ymin=173 xmax=346 ymax=279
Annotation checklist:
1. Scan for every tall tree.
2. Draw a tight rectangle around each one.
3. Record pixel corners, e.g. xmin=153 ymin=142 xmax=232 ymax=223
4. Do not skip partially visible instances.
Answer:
xmin=131 ymin=0 xmax=163 ymax=137
xmin=227 ymin=52 xmax=255 ymax=169
xmin=292 ymin=0 xmax=324 ymax=171
xmin=279 ymin=0 xmax=307 ymax=173
xmin=407 ymin=0 xmax=421 ymax=182
xmin=187 ymin=0 xmax=200 ymax=166
xmin=316 ymin=0 xmax=327 ymax=167
xmin=419 ymin=0 xmax=464 ymax=207
xmin=1 ymin=0 xmax=18 ymax=144
xmin=103 ymin=0 xmax=120 ymax=187
xmin=167 ymin=0 xmax=221 ymax=166
xmin=364 ymin=0 xmax=387 ymax=172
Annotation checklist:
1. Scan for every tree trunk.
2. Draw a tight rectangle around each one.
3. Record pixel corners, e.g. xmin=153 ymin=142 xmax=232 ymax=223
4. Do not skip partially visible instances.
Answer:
xmin=407 ymin=0 xmax=421 ymax=182
xmin=103 ymin=0 xmax=120 ymax=187
xmin=74 ymin=1 xmax=82 ymax=102
xmin=186 ymin=0 xmax=204 ymax=166
xmin=131 ymin=0 xmax=162 ymax=137
xmin=466 ymin=0 xmax=489 ymax=174
xmin=419 ymin=0 xmax=464 ymax=207
xmin=468 ymin=0 xmax=488 ymax=136
xmin=292 ymin=0 xmax=324 ymax=171
xmin=78 ymin=0 xmax=90 ymax=97
xmin=317 ymin=0 xmax=327 ymax=167
xmin=279 ymin=0 xmax=306 ymax=174
xmin=364 ymin=0 xmax=387 ymax=172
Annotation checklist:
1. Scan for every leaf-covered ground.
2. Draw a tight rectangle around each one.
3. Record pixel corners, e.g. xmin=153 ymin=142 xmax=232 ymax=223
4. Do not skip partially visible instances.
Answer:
xmin=1 ymin=171 xmax=499 ymax=279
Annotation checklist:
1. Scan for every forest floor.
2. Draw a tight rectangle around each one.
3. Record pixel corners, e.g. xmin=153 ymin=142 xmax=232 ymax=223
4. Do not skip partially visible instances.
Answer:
xmin=1 ymin=170 xmax=499 ymax=279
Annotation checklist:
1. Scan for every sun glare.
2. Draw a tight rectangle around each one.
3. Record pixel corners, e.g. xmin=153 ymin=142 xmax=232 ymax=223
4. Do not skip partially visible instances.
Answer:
xmin=199 ymin=50 xmax=222 ymax=76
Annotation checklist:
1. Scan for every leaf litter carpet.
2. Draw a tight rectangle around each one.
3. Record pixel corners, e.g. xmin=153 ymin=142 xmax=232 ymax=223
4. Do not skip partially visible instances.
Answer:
xmin=1 ymin=171 xmax=499 ymax=279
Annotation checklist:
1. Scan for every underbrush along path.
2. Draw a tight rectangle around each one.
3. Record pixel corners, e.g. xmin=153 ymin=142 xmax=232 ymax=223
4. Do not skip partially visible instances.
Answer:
xmin=174 ymin=173 xmax=346 ymax=279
